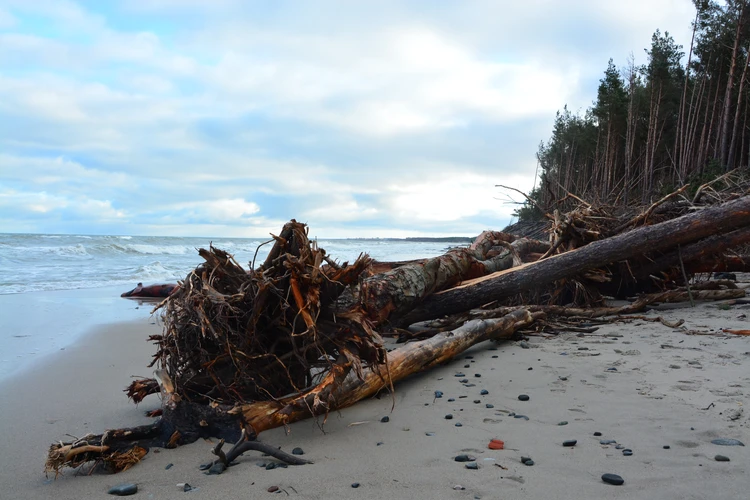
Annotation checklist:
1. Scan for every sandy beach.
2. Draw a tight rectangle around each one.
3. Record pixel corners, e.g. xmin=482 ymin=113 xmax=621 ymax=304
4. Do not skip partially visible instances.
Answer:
xmin=1 ymin=289 xmax=749 ymax=499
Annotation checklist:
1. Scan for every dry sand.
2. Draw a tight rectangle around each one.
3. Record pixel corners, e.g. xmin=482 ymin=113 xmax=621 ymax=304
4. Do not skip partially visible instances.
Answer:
xmin=1 ymin=292 xmax=749 ymax=499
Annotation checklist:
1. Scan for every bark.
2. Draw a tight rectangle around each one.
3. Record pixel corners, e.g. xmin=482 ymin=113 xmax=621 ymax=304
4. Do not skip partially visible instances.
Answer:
xmin=398 ymin=195 xmax=750 ymax=326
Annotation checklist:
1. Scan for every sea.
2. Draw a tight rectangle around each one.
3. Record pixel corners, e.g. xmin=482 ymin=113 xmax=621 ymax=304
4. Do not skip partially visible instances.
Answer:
xmin=0 ymin=233 xmax=465 ymax=380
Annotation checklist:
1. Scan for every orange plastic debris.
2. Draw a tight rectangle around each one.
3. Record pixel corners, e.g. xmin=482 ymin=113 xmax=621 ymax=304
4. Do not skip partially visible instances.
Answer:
xmin=488 ymin=439 xmax=505 ymax=450
xmin=723 ymin=329 xmax=750 ymax=336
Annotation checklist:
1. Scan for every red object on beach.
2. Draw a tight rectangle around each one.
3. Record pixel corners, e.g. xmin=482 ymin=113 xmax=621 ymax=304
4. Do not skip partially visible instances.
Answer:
xmin=488 ymin=439 xmax=505 ymax=450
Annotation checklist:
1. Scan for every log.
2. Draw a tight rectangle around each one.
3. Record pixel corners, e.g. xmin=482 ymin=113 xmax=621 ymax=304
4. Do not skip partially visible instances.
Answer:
xmin=398 ymin=195 xmax=750 ymax=326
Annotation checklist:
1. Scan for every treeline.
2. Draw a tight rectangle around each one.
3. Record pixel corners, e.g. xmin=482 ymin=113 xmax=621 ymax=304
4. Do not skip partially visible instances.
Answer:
xmin=518 ymin=0 xmax=750 ymax=219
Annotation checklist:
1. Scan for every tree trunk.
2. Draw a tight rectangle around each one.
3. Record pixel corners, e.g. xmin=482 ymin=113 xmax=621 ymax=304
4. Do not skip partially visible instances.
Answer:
xmin=720 ymin=6 xmax=746 ymax=168
xmin=397 ymin=195 xmax=750 ymax=326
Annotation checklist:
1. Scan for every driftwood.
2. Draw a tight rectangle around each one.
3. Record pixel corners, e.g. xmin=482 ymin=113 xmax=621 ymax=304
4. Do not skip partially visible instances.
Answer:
xmin=48 ymin=191 xmax=750 ymax=476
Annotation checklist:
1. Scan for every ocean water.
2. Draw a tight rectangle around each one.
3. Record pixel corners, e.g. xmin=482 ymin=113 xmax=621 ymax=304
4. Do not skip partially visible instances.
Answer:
xmin=0 ymin=233 xmax=462 ymax=380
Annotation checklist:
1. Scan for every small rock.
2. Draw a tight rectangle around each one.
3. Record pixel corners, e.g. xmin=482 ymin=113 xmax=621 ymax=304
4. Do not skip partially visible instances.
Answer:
xmin=108 ymin=483 xmax=138 ymax=496
xmin=377 ymin=442 xmax=384 ymax=446
xmin=663 ymin=445 xmax=670 ymax=449
xmin=448 ymin=398 xmax=455 ymax=402
xmin=208 ymin=462 xmax=227 ymax=474
xmin=455 ymin=454 xmax=476 ymax=462
xmin=607 ymin=367 xmax=618 ymax=372
xmin=460 ymin=379 xmax=469 ymax=383
xmin=381 ymin=416 xmax=390 ymax=423
xmin=480 ymin=389 xmax=489 ymax=395
xmin=465 ymin=355 xmax=473 ymax=359
xmin=521 ymin=456 xmax=532 ymax=464
xmin=711 ymin=438 xmax=745 ymax=446
xmin=558 ymin=421 xmax=568 ymax=426
xmin=292 ymin=447 xmax=304 ymax=455
xmin=434 ymin=390 xmax=443 ymax=398
xmin=578 ymin=347 xmax=589 ymax=350
xmin=402 ymin=427 xmax=410 ymax=431
xmin=488 ymin=439 xmax=504 ymax=450
xmin=523 ymin=459 xmax=534 ymax=466
xmin=486 ymin=404 xmax=494 ymax=409
xmin=426 ymin=432 xmax=435 ymax=436
xmin=715 ymin=455 xmax=730 ymax=462
xmin=594 ymin=432 xmax=602 ymax=437
xmin=268 ymin=485 xmax=279 ymax=493
xmin=464 ymin=364 xmax=470 ymax=368
xmin=165 ymin=463 xmax=174 ymax=470
xmin=622 ymin=449 xmax=633 ymax=456
xmin=198 ymin=462 xmax=212 ymax=471
xmin=465 ymin=462 xmax=479 ymax=470
xmin=615 ymin=444 xmax=624 ymax=450
xmin=601 ymin=473 xmax=624 ymax=485
xmin=559 ymin=376 xmax=568 ymax=381
xmin=455 ymin=373 xmax=465 ymax=377
xmin=264 ymin=463 xmax=277 ymax=470
xmin=600 ymin=439 xmax=617 ymax=445
xmin=474 ymin=373 xmax=481 ymax=378
xmin=351 ymin=482 xmax=360 ymax=488
xmin=518 ymin=394 xmax=530 ymax=401
xmin=445 ymin=414 xmax=453 ymax=420
xmin=514 ymin=415 xmax=529 ymax=420
xmin=669 ymin=364 xmax=681 ymax=369
xmin=474 ymin=400 xmax=481 ymax=404
xmin=527 ymin=367 xmax=533 ymax=371
xmin=492 ymin=355 xmax=498 ymax=358
xmin=455 ymin=423 xmax=463 ymax=427
xmin=453 ymin=485 xmax=466 ymax=491
xmin=563 ymin=440 xmax=577 ymax=447
xmin=519 ymin=341 xmax=530 ymax=349
xmin=464 ymin=383 xmax=476 ymax=387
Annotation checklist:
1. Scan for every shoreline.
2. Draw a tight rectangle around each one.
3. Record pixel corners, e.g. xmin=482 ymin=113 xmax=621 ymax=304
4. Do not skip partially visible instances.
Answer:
xmin=0 ymin=297 xmax=748 ymax=499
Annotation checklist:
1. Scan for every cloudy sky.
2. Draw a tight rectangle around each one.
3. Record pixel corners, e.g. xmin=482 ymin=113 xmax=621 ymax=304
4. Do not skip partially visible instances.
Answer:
xmin=0 ymin=0 xmax=696 ymax=238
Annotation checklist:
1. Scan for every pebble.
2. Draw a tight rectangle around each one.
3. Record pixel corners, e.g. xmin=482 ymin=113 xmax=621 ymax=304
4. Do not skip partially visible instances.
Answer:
xmin=663 ymin=445 xmax=670 ymax=449
xmin=183 ymin=484 xmax=194 ymax=492
xmin=464 ymin=383 xmax=476 ymax=387
xmin=518 ymin=394 xmax=530 ymax=401
xmin=426 ymin=432 xmax=436 ymax=436
xmin=403 ymin=427 xmax=410 ymax=431
xmin=523 ymin=459 xmax=535 ymax=466
xmin=607 ymin=367 xmax=617 ymax=371
xmin=108 ymin=484 xmax=138 ymax=496
xmin=601 ymin=473 xmax=624 ymax=485
xmin=488 ymin=439 xmax=505 ymax=450
xmin=464 ymin=364 xmax=470 ymax=368
xmin=492 ymin=355 xmax=498 ymax=358
xmin=715 ymin=455 xmax=730 ymax=462
xmin=474 ymin=400 xmax=481 ymax=404
xmin=711 ymin=438 xmax=745 ymax=446
xmin=434 ymin=390 xmax=444 ymax=398
xmin=521 ymin=456 xmax=533 ymax=464
xmin=453 ymin=485 xmax=466 ymax=490
xmin=578 ymin=347 xmax=589 ymax=350
xmin=474 ymin=373 xmax=481 ymax=377
xmin=292 ymin=447 xmax=304 ymax=455
xmin=594 ymin=432 xmax=602 ymax=437
xmin=198 ymin=462 xmax=212 ymax=471
xmin=460 ymin=379 xmax=469 ymax=383
xmin=622 ymin=449 xmax=633 ymax=456
xmin=465 ymin=355 xmax=474 ymax=359
xmin=486 ymin=404 xmax=494 ymax=409
xmin=600 ymin=439 xmax=617 ymax=445
xmin=455 ymin=454 xmax=476 ymax=462
xmin=558 ymin=421 xmax=568 ymax=426
xmin=165 ymin=463 xmax=174 ymax=470
xmin=527 ymin=367 xmax=533 ymax=371
xmin=563 ymin=440 xmax=577 ymax=447
xmin=615 ymin=444 xmax=624 ymax=450
xmin=519 ymin=341 xmax=530 ymax=349
xmin=351 ymin=482 xmax=360 ymax=488
xmin=448 ymin=398 xmax=455 ymax=402
xmin=465 ymin=462 xmax=479 ymax=470
xmin=268 ymin=486 xmax=279 ymax=493
xmin=455 ymin=373 xmax=466 ymax=377
xmin=445 ymin=414 xmax=453 ymax=420
xmin=377 ymin=442 xmax=384 ymax=446
xmin=559 ymin=376 xmax=568 ymax=381
xmin=514 ymin=415 xmax=529 ymax=420
xmin=381 ymin=416 xmax=390 ymax=423
xmin=480 ymin=389 xmax=489 ymax=395
xmin=455 ymin=423 xmax=463 ymax=427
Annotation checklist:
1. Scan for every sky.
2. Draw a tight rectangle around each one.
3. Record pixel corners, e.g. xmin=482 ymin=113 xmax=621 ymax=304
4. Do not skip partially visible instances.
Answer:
xmin=0 ymin=0 xmax=697 ymax=238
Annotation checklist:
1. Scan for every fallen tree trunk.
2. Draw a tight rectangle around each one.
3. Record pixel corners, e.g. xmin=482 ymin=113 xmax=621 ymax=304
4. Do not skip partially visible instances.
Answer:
xmin=46 ymin=309 xmax=536 ymax=474
xmin=398 ymin=195 xmax=750 ymax=326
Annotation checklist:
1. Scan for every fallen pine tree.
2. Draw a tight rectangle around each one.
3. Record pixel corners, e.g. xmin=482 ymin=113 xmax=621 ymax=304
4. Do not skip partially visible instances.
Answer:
xmin=46 ymin=187 xmax=750 ymax=476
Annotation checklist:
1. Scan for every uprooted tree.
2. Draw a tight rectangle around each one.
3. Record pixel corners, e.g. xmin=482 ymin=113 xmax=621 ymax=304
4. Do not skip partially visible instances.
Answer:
xmin=46 ymin=177 xmax=750 ymax=476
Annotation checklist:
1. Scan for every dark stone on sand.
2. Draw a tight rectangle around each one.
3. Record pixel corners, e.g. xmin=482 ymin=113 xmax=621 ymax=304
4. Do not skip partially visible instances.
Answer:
xmin=600 ymin=439 xmax=616 ymax=445
xmin=475 ymin=373 xmax=481 ymax=377
xmin=622 ymin=449 xmax=633 ymax=456
xmin=455 ymin=423 xmax=463 ymax=427
xmin=558 ymin=421 xmax=568 ymax=426
xmin=524 ymin=459 xmax=534 ymax=466
xmin=184 ymin=484 xmax=194 ymax=492
xmin=521 ymin=456 xmax=532 ymax=464
xmin=426 ymin=432 xmax=435 ymax=436
xmin=455 ymin=373 xmax=465 ymax=377
xmin=714 ymin=272 xmax=737 ymax=281
xmin=381 ymin=416 xmax=390 ymax=423
xmin=351 ymin=482 xmax=360 ymax=488
xmin=519 ymin=341 xmax=530 ymax=349
xmin=465 ymin=355 xmax=474 ymax=359
xmin=434 ymin=390 xmax=443 ymax=398
xmin=480 ymin=389 xmax=489 ymax=395
xmin=514 ymin=415 xmax=529 ymax=420
xmin=528 ymin=367 xmax=533 ymax=371
xmin=108 ymin=484 xmax=138 ymax=496
xmin=455 ymin=454 xmax=475 ymax=462
xmin=377 ymin=442 xmax=384 ymax=446
xmin=265 ymin=463 xmax=277 ymax=470
xmin=445 ymin=414 xmax=453 ymax=420
xmin=465 ymin=462 xmax=479 ymax=470
xmin=448 ymin=398 xmax=455 ymax=402
xmin=601 ymin=473 xmax=624 ymax=485
xmin=559 ymin=376 xmax=568 ymax=381
xmin=198 ymin=462 xmax=212 ymax=471
xmin=460 ymin=379 xmax=469 ymax=383
xmin=594 ymin=432 xmax=602 ymax=437
xmin=607 ymin=367 xmax=617 ymax=371
xmin=464 ymin=383 xmax=476 ymax=387
xmin=711 ymin=438 xmax=745 ymax=446
xmin=464 ymin=364 xmax=470 ymax=368
xmin=715 ymin=455 xmax=730 ymax=462
xmin=292 ymin=447 xmax=304 ymax=455
xmin=486 ymin=404 xmax=494 ymax=409
xmin=473 ymin=399 xmax=481 ymax=404
xmin=209 ymin=462 xmax=227 ymax=474
xmin=268 ymin=486 xmax=279 ymax=493
xmin=492 ymin=355 xmax=498 ymax=358
xmin=165 ymin=463 xmax=174 ymax=470
xmin=663 ymin=445 xmax=671 ymax=449
xmin=578 ymin=347 xmax=589 ymax=350
xmin=615 ymin=444 xmax=624 ymax=450
xmin=518 ymin=394 xmax=530 ymax=401
xmin=563 ymin=440 xmax=577 ymax=447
